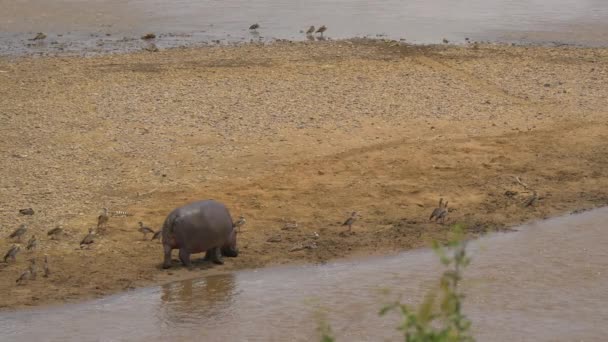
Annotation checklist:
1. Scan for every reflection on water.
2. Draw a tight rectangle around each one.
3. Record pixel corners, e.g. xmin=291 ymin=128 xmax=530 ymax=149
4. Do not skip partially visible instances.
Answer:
xmin=0 ymin=0 xmax=607 ymax=55
xmin=1 ymin=207 xmax=608 ymax=341
xmin=159 ymin=274 xmax=237 ymax=327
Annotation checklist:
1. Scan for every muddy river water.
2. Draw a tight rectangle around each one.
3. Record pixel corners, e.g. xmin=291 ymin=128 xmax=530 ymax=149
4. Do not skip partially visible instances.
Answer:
xmin=1 ymin=0 xmax=608 ymax=55
xmin=1 ymin=207 xmax=607 ymax=341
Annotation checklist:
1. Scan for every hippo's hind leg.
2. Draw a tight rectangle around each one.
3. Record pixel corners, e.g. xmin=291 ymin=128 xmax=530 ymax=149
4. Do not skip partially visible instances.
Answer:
xmin=205 ymin=247 xmax=224 ymax=265
xmin=178 ymin=248 xmax=192 ymax=267
xmin=162 ymin=244 xmax=173 ymax=269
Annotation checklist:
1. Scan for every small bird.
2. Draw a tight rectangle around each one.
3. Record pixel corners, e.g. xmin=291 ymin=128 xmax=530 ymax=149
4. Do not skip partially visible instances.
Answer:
xmin=430 ymin=198 xmax=449 ymax=224
xmin=306 ymin=26 xmax=315 ymax=35
xmin=43 ymin=255 xmax=51 ymax=278
xmin=523 ymin=191 xmax=538 ymax=208
xmin=437 ymin=201 xmax=449 ymax=224
xmin=429 ymin=198 xmax=444 ymax=222
xmin=16 ymin=269 xmax=31 ymax=285
xmin=47 ymin=226 xmax=63 ymax=239
xmin=342 ymin=211 xmax=358 ymax=232
xmin=9 ymin=224 xmax=27 ymax=241
xmin=26 ymin=235 xmax=37 ymax=251
xmin=28 ymin=259 xmax=37 ymax=280
xmin=151 ymin=230 xmax=162 ymax=241
xmin=316 ymin=25 xmax=327 ymax=35
xmin=233 ymin=215 xmax=246 ymax=232
xmin=97 ymin=208 xmax=109 ymax=230
xmin=138 ymin=221 xmax=155 ymax=240
xmin=4 ymin=245 xmax=20 ymax=262
xmin=80 ymin=228 xmax=95 ymax=248
xmin=442 ymin=38 xmax=449 ymax=44
xmin=249 ymin=23 xmax=260 ymax=31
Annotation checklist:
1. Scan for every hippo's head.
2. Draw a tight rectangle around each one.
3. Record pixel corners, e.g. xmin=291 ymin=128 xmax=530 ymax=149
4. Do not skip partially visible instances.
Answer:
xmin=221 ymin=228 xmax=239 ymax=257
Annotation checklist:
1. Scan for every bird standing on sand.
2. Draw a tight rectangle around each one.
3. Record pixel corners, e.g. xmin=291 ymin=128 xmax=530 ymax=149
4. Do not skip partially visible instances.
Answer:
xmin=43 ymin=255 xmax=51 ymax=278
xmin=437 ymin=201 xmax=449 ymax=223
xmin=429 ymin=198 xmax=444 ymax=222
xmin=26 ymin=235 xmax=37 ymax=251
xmin=4 ymin=245 xmax=20 ymax=263
xmin=9 ymin=224 xmax=27 ymax=241
xmin=429 ymin=198 xmax=449 ymax=224
xmin=16 ymin=269 xmax=31 ymax=285
xmin=80 ymin=228 xmax=95 ymax=248
xmin=28 ymin=259 xmax=37 ymax=280
xmin=138 ymin=221 xmax=155 ymax=240
xmin=316 ymin=25 xmax=327 ymax=35
xmin=97 ymin=208 xmax=109 ymax=232
xmin=306 ymin=26 xmax=315 ymax=35
xmin=342 ymin=211 xmax=358 ymax=232
xmin=233 ymin=215 xmax=246 ymax=232
xmin=249 ymin=23 xmax=260 ymax=31
xmin=47 ymin=226 xmax=63 ymax=240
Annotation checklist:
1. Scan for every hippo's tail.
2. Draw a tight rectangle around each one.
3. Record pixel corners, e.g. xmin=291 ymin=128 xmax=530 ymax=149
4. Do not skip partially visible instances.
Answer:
xmin=161 ymin=211 xmax=179 ymax=239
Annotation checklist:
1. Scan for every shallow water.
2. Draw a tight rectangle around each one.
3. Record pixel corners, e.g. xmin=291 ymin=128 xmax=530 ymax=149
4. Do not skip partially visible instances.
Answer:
xmin=1 ymin=0 xmax=608 ymax=56
xmin=1 ymin=207 xmax=607 ymax=341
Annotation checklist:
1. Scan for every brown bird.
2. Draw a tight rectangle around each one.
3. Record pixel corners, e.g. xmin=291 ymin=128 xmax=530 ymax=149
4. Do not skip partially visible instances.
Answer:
xmin=429 ymin=198 xmax=444 ymax=221
xmin=9 ymin=224 xmax=27 ymax=241
xmin=316 ymin=25 xmax=327 ymax=35
xmin=342 ymin=211 xmax=358 ymax=232
xmin=151 ymin=230 xmax=162 ymax=241
xmin=4 ymin=245 xmax=20 ymax=262
xmin=138 ymin=222 xmax=155 ymax=240
xmin=47 ymin=226 xmax=63 ymax=239
xmin=233 ymin=215 xmax=246 ymax=232
xmin=28 ymin=258 xmax=37 ymax=280
xmin=80 ymin=228 xmax=95 ymax=248
xmin=306 ymin=25 xmax=315 ymax=35
xmin=97 ymin=208 xmax=109 ymax=230
xmin=26 ymin=234 xmax=37 ymax=251
xmin=16 ymin=269 xmax=31 ymax=285
xmin=249 ymin=23 xmax=260 ymax=30
xmin=429 ymin=198 xmax=449 ymax=224
xmin=437 ymin=201 xmax=449 ymax=224
xmin=43 ymin=255 xmax=50 ymax=278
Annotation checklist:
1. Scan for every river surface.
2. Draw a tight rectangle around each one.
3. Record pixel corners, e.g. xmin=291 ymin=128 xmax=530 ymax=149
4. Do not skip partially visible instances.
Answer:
xmin=1 ymin=0 xmax=608 ymax=55
xmin=1 ymin=207 xmax=607 ymax=341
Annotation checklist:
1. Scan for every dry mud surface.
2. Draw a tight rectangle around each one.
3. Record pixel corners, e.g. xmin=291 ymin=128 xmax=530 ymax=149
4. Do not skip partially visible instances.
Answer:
xmin=0 ymin=40 xmax=607 ymax=309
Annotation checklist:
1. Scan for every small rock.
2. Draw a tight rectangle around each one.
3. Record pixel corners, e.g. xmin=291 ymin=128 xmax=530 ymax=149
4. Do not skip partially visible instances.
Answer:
xmin=19 ymin=208 xmax=35 ymax=215
xmin=317 ymin=170 xmax=325 ymax=175
xmin=543 ymin=83 xmax=551 ymax=87
xmin=266 ymin=235 xmax=282 ymax=243
xmin=143 ymin=43 xmax=159 ymax=52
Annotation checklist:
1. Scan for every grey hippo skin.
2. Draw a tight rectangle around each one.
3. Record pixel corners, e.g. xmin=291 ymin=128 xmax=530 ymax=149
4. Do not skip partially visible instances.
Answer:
xmin=161 ymin=200 xmax=239 ymax=269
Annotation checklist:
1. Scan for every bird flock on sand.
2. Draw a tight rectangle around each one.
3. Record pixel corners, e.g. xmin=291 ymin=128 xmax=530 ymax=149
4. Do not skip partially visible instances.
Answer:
xmin=2 ymin=207 xmax=162 ymax=286
xmin=3 ymin=194 xmax=451 ymax=286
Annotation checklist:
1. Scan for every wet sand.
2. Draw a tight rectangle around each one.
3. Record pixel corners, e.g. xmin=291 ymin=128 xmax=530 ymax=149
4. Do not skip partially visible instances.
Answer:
xmin=0 ymin=40 xmax=607 ymax=309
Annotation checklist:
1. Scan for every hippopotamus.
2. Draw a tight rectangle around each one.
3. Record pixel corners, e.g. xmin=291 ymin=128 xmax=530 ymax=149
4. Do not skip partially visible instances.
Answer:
xmin=161 ymin=200 xmax=239 ymax=269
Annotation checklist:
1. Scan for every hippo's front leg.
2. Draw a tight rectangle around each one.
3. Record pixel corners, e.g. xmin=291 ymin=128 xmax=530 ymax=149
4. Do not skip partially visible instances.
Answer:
xmin=179 ymin=248 xmax=192 ymax=267
xmin=162 ymin=244 xmax=173 ymax=269
xmin=205 ymin=247 xmax=224 ymax=265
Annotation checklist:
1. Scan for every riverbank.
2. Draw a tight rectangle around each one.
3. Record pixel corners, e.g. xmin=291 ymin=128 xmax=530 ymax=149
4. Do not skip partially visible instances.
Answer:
xmin=1 ymin=40 xmax=607 ymax=309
